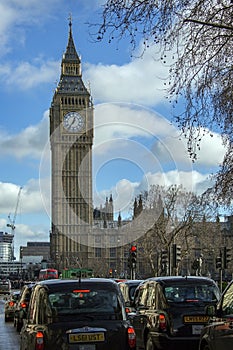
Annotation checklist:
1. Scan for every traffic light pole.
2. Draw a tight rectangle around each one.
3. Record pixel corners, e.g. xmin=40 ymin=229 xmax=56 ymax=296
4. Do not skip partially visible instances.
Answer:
xmin=216 ymin=251 xmax=223 ymax=292
xmin=219 ymin=268 xmax=223 ymax=293
xmin=131 ymin=265 xmax=136 ymax=280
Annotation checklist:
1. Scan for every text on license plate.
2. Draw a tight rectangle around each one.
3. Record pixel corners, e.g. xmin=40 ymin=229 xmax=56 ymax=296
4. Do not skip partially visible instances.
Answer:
xmin=69 ymin=332 xmax=105 ymax=343
xmin=183 ymin=315 xmax=209 ymax=323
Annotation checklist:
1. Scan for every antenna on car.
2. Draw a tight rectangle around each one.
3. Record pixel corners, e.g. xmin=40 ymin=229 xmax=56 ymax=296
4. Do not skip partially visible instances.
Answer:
xmin=77 ymin=270 xmax=81 ymax=283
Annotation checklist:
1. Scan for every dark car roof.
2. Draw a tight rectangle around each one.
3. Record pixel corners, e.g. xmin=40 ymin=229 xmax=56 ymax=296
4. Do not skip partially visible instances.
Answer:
xmin=119 ymin=279 xmax=143 ymax=286
xmin=143 ymin=276 xmax=218 ymax=285
xmin=37 ymin=278 xmax=120 ymax=292
xmin=12 ymin=290 xmax=21 ymax=295
xmin=21 ymin=282 xmax=36 ymax=291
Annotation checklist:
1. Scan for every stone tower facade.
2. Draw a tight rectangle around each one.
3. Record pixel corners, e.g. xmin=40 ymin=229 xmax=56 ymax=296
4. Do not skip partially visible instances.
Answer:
xmin=49 ymin=21 xmax=94 ymax=270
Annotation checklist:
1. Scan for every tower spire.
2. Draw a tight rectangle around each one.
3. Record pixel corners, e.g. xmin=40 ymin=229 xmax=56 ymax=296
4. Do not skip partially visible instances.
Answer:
xmin=63 ymin=14 xmax=80 ymax=63
xmin=68 ymin=13 xmax=72 ymax=28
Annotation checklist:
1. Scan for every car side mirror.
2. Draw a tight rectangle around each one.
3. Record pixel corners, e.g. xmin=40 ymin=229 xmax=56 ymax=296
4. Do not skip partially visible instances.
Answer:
xmin=205 ymin=305 xmax=216 ymax=316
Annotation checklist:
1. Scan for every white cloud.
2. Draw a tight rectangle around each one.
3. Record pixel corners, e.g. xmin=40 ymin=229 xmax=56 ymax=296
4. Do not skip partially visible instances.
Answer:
xmin=0 ymin=1 xmax=61 ymax=54
xmin=93 ymin=168 xmax=214 ymax=220
xmin=145 ymin=170 xmax=213 ymax=194
xmin=151 ymin=131 xmax=226 ymax=169
xmin=94 ymin=103 xmax=180 ymax=147
xmin=0 ymin=3 xmax=16 ymax=54
xmin=194 ymin=132 xmax=226 ymax=167
xmin=84 ymin=45 xmax=170 ymax=106
xmin=0 ymin=111 xmax=49 ymax=159
xmin=0 ymin=177 xmax=50 ymax=257
xmin=93 ymin=178 xmax=139 ymax=215
xmin=0 ymin=60 xmax=59 ymax=89
xmin=0 ymin=179 xmax=49 ymax=216
xmin=93 ymin=103 xmax=225 ymax=176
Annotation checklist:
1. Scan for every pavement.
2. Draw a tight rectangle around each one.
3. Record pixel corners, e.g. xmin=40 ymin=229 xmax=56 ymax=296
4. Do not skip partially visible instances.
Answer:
xmin=0 ymin=298 xmax=20 ymax=349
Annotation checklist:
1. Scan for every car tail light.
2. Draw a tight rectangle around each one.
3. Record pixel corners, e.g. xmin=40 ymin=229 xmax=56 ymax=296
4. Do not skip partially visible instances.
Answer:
xmin=158 ymin=313 xmax=167 ymax=331
xmin=125 ymin=307 xmax=130 ymax=313
xmin=35 ymin=331 xmax=44 ymax=350
xmin=20 ymin=301 xmax=28 ymax=308
xmin=127 ymin=326 xmax=136 ymax=348
xmin=9 ymin=301 xmax=14 ymax=307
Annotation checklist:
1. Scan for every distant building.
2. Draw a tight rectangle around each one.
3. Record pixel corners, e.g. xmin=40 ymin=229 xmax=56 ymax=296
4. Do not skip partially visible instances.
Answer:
xmin=93 ymin=195 xmax=116 ymax=228
xmin=20 ymin=242 xmax=50 ymax=263
xmin=0 ymin=231 xmax=14 ymax=261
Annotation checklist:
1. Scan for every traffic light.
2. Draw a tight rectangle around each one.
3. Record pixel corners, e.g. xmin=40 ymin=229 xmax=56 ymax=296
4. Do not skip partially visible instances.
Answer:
xmin=161 ymin=250 xmax=168 ymax=265
xmin=223 ymin=247 xmax=231 ymax=269
xmin=20 ymin=246 xmax=23 ymax=259
xmin=161 ymin=249 xmax=168 ymax=275
xmin=172 ymin=244 xmax=182 ymax=268
xmin=192 ymin=258 xmax=200 ymax=271
xmin=130 ymin=245 xmax=137 ymax=266
xmin=216 ymin=256 xmax=222 ymax=269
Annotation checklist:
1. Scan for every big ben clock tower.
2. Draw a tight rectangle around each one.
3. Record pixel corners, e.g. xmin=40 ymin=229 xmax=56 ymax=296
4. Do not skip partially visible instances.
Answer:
xmin=49 ymin=20 xmax=93 ymax=270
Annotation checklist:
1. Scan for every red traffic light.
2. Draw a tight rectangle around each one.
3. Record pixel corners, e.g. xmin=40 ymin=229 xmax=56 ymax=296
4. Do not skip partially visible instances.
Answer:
xmin=130 ymin=245 xmax=137 ymax=252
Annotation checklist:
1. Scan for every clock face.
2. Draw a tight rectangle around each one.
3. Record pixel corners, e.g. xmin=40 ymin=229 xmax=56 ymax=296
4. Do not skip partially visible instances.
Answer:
xmin=63 ymin=112 xmax=85 ymax=132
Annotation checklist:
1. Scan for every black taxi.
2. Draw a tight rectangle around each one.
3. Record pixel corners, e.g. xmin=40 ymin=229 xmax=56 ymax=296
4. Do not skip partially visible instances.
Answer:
xmin=20 ymin=278 xmax=136 ymax=350
xmin=199 ymin=279 xmax=233 ymax=350
xmin=129 ymin=276 xmax=220 ymax=350
xmin=118 ymin=279 xmax=143 ymax=312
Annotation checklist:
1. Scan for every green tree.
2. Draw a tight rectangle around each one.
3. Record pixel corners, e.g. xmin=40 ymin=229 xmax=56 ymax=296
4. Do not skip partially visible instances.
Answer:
xmin=95 ymin=0 xmax=233 ymax=203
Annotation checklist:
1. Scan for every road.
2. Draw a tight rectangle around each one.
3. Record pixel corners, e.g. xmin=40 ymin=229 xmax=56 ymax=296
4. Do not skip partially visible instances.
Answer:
xmin=0 ymin=294 xmax=20 ymax=350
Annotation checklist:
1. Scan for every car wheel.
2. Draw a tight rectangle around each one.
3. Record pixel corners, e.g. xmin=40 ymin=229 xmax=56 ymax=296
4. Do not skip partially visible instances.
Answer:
xmin=4 ymin=315 xmax=8 ymax=322
xmin=16 ymin=320 xmax=22 ymax=332
xmin=146 ymin=334 xmax=155 ymax=350
xmin=203 ymin=345 xmax=211 ymax=350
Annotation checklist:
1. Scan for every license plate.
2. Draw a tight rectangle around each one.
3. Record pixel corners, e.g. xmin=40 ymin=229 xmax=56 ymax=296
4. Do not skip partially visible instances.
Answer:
xmin=79 ymin=345 xmax=96 ymax=350
xmin=69 ymin=332 xmax=105 ymax=343
xmin=183 ymin=315 xmax=209 ymax=323
xmin=192 ymin=324 xmax=204 ymax=335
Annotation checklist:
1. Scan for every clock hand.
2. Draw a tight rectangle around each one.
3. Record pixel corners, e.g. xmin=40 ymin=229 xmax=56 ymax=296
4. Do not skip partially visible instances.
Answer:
xmin=69 ymin=117 xmax=76 ymax=127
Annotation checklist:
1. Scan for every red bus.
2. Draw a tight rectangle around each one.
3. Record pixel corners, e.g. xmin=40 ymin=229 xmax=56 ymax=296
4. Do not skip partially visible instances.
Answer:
xmin=38 ymin=268 xmax=58 ymax=281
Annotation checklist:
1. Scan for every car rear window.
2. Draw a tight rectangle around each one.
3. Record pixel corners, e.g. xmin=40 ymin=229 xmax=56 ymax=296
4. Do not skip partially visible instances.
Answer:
xmin=48 ymin=287 xmax=123 ymax=319
xmin=0 ymin=281 xmax=10 ymax=289
xmin=129 ymin=286 xmax=138 ymax=301
xmin=164 ymin=283 xmax=220 ymax=303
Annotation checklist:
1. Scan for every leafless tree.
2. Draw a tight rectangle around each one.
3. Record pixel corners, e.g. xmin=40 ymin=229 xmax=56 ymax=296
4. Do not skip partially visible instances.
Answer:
xmin=134 ymin=184 xmax=217 ymax=275
xmin=93 ymin=0 xmax=233 ymax=203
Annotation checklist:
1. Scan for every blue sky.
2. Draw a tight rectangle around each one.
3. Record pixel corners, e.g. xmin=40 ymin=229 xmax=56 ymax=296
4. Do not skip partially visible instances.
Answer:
xmin=0 ymin=0 xmax=226 ymax=259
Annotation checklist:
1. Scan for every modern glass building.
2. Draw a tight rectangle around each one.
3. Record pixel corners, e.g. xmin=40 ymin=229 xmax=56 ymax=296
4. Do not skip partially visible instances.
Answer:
xmin=0 ymin=232 xmax=14 ymax=261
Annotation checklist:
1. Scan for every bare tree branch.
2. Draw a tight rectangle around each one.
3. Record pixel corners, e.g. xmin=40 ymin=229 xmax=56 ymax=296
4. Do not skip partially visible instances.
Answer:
xmin=92 ymin=0 xmax=233 ymax=203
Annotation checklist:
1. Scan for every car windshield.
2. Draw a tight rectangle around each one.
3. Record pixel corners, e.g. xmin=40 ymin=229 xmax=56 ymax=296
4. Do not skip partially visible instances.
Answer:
xmin=48 ymin=288 xmax=123 ymax=319
xmin=164 ymin=283 xmax=220 ymax=304
xmin=129 ymin=286 xmax=138 ymax=301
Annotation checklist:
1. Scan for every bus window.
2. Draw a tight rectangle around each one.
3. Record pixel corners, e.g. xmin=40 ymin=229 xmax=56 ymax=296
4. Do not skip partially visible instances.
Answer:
xmin=39 ymin=269 xmax=58 ymax=281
